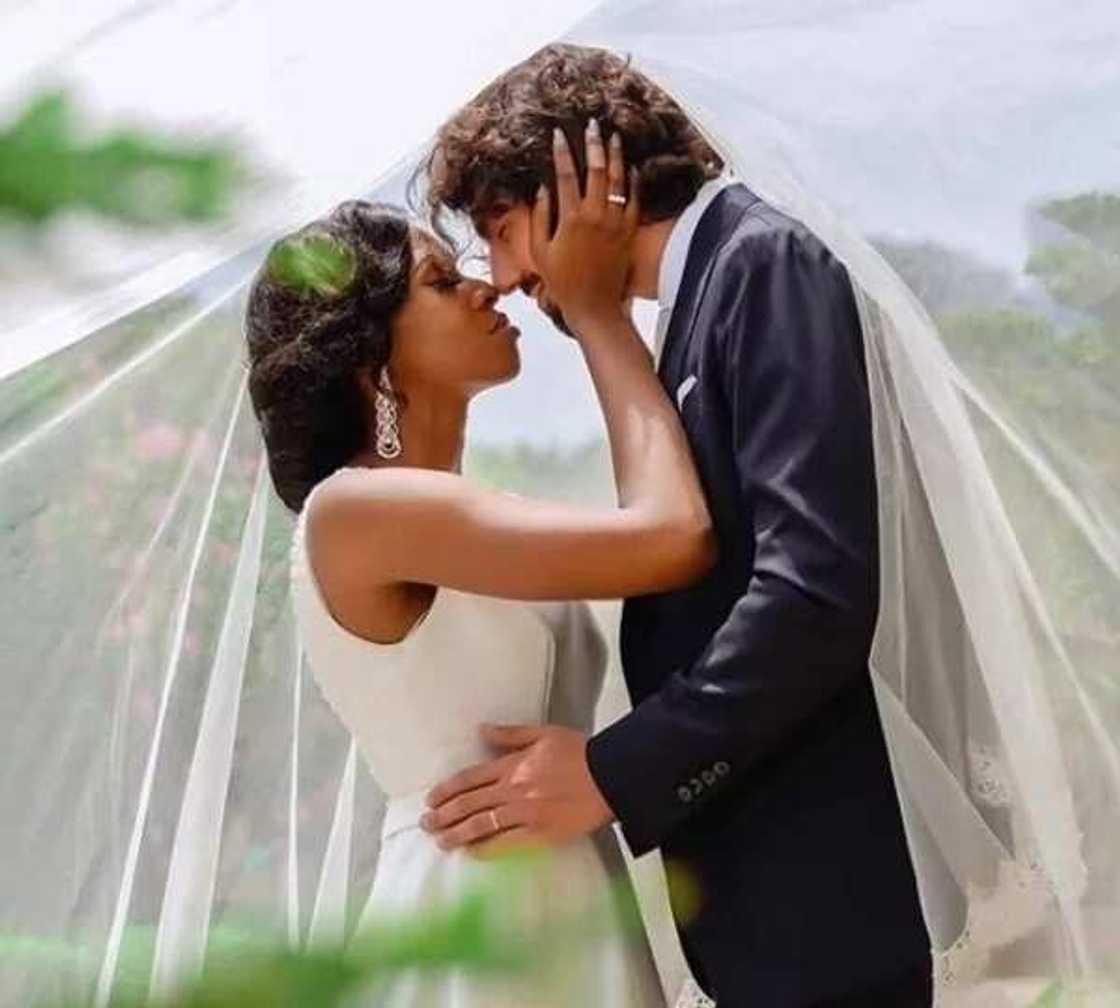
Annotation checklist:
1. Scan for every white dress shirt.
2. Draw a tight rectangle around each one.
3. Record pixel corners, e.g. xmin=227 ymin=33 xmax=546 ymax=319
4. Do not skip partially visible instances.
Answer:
xmin=649 ymin=173 xmax=737 ymax=366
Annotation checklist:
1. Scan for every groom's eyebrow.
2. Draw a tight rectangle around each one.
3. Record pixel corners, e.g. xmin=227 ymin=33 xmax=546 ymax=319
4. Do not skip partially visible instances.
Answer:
xmin=474 ymin=203 xmax=509 ymax=242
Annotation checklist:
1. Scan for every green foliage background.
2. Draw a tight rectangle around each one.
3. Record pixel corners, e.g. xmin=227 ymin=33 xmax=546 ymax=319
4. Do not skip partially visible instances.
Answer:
xmin=1 ymin=88 xmax=1116 ymax=1007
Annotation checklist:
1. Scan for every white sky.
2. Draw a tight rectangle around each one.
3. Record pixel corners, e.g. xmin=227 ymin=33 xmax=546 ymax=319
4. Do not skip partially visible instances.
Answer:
xmin=3 ymin=0 xmax=1118 ymax=442
xmin=0 ymin=0 xmax=604 ymax=378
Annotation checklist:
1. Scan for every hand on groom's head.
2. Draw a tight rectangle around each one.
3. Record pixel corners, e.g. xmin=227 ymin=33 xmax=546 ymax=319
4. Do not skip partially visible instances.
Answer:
xmin=424 ymin=44 xmax=721 ymax=340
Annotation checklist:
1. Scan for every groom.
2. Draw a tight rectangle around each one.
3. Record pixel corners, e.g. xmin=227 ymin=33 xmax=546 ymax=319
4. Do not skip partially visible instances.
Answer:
xmin=420 ymin=44 xmax=931 ymax=1007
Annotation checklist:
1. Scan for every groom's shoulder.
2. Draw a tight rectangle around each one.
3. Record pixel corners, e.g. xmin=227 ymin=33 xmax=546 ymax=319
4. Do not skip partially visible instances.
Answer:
xmin=709 ymin=185 xmax=840 ymax=280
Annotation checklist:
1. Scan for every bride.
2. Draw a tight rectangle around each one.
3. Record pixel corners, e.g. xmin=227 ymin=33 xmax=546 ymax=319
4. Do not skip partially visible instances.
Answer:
xmin=243 ymin=133 xmax=708 ymax=1004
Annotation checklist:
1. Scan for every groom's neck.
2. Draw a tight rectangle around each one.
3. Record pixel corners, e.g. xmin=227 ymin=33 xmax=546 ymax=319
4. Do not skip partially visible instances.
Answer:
xmin=627 ymin=216 xmax=678 ymax=301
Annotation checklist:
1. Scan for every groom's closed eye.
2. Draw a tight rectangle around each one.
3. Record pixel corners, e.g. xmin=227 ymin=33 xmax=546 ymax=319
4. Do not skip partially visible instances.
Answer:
xmin=478 ymin=206 xmax=511 ymax=242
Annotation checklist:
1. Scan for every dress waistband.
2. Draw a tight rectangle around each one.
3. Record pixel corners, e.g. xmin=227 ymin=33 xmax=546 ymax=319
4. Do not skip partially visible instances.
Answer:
xmin=382 ymin=788 xmax=431 ymax=841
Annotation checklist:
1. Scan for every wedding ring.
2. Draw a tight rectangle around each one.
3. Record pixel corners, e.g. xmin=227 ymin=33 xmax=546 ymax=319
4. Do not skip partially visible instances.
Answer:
xmin=607 ymin=193 xmax=627 ymax=206
xmin=488 ymin=808 xmax=502 ymax=834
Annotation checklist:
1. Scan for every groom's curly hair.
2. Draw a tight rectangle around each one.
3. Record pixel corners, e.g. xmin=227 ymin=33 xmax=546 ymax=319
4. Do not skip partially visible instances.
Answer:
xmin=422 ymin=43 xmax=723 ymax=243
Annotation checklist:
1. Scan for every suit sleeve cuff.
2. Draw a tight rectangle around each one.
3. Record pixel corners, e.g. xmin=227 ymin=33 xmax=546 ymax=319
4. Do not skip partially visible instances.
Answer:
xmin=587 ymin=715 xmax=661 ymax=857
xmin=587 ymin=700 xmax=733 ymax=858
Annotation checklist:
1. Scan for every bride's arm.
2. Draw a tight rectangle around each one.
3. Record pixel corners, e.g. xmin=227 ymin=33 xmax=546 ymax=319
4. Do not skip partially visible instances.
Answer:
xmin=309 ymin=124 xmax=714 ymax=601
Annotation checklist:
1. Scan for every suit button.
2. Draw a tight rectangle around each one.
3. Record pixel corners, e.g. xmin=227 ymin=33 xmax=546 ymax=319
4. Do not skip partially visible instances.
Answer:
xmin=714 ymin=761 xmax=730 ymax=776
xmin=677 ymin=785 xmax=694 ymax=803
xmin=702 ymin=769 xmax=717 ymax=786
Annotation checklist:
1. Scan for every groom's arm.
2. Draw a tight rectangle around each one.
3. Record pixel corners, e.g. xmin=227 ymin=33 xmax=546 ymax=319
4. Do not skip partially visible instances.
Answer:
xmin=586 ymin=224 xmax=879 ymax=857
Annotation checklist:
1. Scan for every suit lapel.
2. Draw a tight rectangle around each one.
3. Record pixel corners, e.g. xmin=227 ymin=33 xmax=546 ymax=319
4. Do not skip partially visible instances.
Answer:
xmin=658 ymin=185 xmax=760 ymax=390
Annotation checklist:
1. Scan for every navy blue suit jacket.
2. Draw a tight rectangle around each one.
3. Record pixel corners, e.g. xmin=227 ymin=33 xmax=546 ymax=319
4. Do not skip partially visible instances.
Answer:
xmin=586 ymin=185 xmax=929 ymax=1006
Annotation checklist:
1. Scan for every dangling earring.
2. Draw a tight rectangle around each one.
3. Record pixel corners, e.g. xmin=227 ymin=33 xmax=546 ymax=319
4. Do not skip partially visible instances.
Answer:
xmin=374 ymin=365 xmax=402 ymax=460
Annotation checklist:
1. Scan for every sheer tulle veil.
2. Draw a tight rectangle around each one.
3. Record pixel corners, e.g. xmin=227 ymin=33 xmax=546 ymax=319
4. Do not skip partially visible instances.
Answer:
xmin=631 ymin=46 xmax=1120 ymax=1005
xmin=1 ymin=3 xmax=1117 ymax=1006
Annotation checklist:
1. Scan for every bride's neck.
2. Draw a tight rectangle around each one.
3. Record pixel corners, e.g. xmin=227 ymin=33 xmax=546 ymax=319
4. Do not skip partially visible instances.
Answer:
xmin=355 ymin=388 xmax=468 ymax=475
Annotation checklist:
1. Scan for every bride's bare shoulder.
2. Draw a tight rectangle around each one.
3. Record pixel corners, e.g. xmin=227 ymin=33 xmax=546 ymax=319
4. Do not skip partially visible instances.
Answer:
xmin=303 ymin=466 xmax=483 ymax=586
xmin=308 ymin=465 xmax=470 ymax=519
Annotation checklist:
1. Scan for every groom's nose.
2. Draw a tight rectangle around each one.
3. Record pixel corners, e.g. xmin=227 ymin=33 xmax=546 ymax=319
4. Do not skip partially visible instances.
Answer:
xmin=487 ymin=244 xmax=525 ymax=295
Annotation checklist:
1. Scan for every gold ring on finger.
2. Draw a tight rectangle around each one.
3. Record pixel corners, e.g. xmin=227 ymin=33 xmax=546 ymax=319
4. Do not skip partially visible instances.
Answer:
xmin=607 ymin=193 xmax=627 ymax=206
xmin=488 ymin=808 xmax=502 ymax=834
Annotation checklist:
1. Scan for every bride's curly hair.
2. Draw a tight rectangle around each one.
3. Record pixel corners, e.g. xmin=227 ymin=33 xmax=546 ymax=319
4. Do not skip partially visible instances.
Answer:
xmin=422 ymin=43 xmax=723 ymax=243
xmin=244 ymin=200 xmax=413 ymax=513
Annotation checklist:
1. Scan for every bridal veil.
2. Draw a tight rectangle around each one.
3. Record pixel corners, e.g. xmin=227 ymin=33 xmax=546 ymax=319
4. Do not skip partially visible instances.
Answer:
xmin=1 ymin=2 xmax=1117 ymax=1004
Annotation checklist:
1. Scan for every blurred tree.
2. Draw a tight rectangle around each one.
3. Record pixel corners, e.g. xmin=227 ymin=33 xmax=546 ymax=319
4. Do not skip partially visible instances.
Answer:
xmin=876 ymin=192 xmax=1119 ymax=646
xmin=872 ymin=237 xmax=1018 ymax=318
xmin=467 ymin=439 xmax=614 ymax=505
xmin=1035 ymin=192 xmax=1120 ymax=255
xmin=1026 ymin=193 xmax=1120 ymax=367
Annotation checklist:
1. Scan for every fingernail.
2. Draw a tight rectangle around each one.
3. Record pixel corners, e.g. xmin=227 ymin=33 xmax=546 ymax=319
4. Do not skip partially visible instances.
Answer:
xmin=420 ymin=813 xmax=433 ymax=830
xmin=587 ymin=118 xmax=600 ymax=137
xmin=553 ymin=126 xmax=564 ymax=147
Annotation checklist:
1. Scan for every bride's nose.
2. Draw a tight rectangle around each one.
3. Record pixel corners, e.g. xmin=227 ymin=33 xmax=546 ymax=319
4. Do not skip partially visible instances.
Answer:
xmin=468 ymin=280 xmax=499 ymax=311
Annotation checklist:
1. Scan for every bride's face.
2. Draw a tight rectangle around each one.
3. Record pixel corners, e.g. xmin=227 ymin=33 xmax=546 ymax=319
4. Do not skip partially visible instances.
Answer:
xmin=389 ymin=231 xmax=521 ymax=393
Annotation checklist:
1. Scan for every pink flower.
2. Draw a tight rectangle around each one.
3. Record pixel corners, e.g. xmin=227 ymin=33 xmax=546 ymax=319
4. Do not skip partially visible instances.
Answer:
xmin=134 ymin=422 xmax=184 ymax=461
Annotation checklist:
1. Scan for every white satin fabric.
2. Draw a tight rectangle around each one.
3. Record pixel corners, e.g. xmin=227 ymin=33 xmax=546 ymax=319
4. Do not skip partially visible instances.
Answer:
xmin=289 ymin=471 xmax=666 ymax=1007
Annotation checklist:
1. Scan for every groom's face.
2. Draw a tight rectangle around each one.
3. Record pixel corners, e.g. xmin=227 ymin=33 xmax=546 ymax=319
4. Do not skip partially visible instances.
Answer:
xmin=481 ymin=201 xmax=567 ymax=331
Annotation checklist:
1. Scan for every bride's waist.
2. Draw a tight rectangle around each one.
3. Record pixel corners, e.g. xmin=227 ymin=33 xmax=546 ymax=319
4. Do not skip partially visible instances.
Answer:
xmin=382 ymin=788 xmax=433 ymax=841
xmin=379 ymin=790 xmax=615 ymax=892
xmin=363 ymin=739 xmax=512 ymax=812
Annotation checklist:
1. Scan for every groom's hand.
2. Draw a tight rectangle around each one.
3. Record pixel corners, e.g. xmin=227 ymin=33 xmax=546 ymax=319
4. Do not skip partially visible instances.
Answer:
xmin=421 ymin=724 xmax=615 ymax=857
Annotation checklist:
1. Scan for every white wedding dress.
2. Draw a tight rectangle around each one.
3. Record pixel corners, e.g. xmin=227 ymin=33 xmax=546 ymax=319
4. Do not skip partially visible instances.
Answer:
xmin=289 ymin=470 xmax=667 ymax=1007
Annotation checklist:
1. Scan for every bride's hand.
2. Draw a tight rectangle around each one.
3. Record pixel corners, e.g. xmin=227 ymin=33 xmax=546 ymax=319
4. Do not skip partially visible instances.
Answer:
xmin=530 ymin=120 xmax=640 ymax=336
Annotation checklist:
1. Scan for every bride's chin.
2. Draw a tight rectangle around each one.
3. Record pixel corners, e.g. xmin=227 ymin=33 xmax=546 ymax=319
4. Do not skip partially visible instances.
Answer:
xmin=495 ymin=351 xmax=521 ymax=383
xmin=468 ymin=357 xmax=521 ymax=392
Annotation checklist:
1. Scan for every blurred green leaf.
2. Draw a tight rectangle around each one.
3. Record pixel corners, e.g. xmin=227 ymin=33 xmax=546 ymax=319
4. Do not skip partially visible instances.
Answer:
xmin=0 ymin=90 xmax=243 ymax=226
xmin=1031 ymin=981 xmax=1065 ymax=1007
xmin=266 ymin=233 xmax=358 ymax=299
xmin=1 ymin=847 xmax=643 ymax=1008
